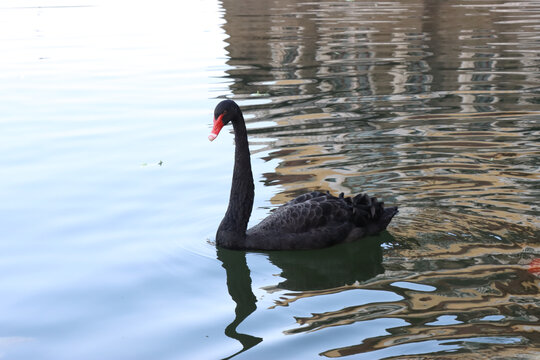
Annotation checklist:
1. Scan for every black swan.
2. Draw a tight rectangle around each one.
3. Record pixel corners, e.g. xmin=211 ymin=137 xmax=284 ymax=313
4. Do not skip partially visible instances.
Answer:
xmin=209 ymin=100 xmax=398 ymax=250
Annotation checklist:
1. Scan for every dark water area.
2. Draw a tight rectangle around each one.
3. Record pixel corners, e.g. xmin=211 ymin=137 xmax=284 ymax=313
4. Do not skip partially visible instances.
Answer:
xmin=0 ymin=0 xmax=538 ymax=359
xmin=219 ymin=0 xmax=539 ymax=358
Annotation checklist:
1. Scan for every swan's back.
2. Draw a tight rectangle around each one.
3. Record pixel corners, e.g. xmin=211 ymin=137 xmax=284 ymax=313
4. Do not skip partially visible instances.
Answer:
xmin=245 ymin=191 xmax=397 ymax=250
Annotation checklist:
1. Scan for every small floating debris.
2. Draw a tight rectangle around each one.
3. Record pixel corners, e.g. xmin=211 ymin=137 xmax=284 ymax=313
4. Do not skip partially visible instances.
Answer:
xmin=141 ymin=160 xmax=164 ymax=167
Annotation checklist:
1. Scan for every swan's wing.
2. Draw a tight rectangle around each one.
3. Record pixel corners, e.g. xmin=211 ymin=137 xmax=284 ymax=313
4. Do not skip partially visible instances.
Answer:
xmin=252 ymin=197 xmax=351 ymax=234
xmin=284 ymin=191 xmax=336 ymax=206
xmin=245 ymin=192 xmax=398 ymax=250
xmin=255 ymin=192 xmax=391 ymax=233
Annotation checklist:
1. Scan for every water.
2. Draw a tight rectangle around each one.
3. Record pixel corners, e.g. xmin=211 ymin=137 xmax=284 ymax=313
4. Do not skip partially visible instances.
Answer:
xmin=1 ymin=0 xmax=539 ymax=359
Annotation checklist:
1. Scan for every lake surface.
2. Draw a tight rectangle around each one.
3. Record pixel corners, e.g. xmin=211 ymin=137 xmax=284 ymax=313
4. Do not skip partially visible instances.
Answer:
xmin=1 ymin=0 xmax=539 ymax=359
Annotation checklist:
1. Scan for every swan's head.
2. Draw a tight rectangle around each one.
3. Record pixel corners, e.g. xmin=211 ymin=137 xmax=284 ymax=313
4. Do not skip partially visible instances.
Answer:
xmin=209 ymin=100 xmax=241 ymax=141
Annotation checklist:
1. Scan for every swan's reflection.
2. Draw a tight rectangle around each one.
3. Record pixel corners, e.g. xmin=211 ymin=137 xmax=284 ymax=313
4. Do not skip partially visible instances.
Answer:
xmin=217 ymin=233 xmax=392 ymax=358
xmin=266 ymin=234 xmax=386 ymax=291
xmin=216 ymin=248 xmax=262 ymax=359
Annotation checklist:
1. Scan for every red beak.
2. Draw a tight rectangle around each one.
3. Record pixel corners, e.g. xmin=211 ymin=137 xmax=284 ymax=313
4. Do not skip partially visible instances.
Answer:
xmin=208 ymin=114 xmax=224 ymax=141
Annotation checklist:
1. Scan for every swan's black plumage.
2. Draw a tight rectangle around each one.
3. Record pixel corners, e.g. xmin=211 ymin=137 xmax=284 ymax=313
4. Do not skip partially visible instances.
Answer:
xmin=209 ymin=100 xmax=397 ymax=250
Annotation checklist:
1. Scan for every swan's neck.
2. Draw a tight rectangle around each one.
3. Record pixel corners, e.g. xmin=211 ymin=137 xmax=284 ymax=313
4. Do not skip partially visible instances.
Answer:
xmin=217 ymin=113 xmax=254 ymax=248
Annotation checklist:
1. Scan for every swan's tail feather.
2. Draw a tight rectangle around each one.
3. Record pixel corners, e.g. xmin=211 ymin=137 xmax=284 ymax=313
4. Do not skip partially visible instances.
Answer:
xmin=351 ymin=193 xmax=398 ymax=232
xmin=380 ymin=206 xmax=398 ymax=228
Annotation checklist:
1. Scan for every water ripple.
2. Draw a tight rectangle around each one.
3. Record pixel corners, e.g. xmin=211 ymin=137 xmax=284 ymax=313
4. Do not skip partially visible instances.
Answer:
xmin=220 ymin=0 xmax=540 ymax=357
